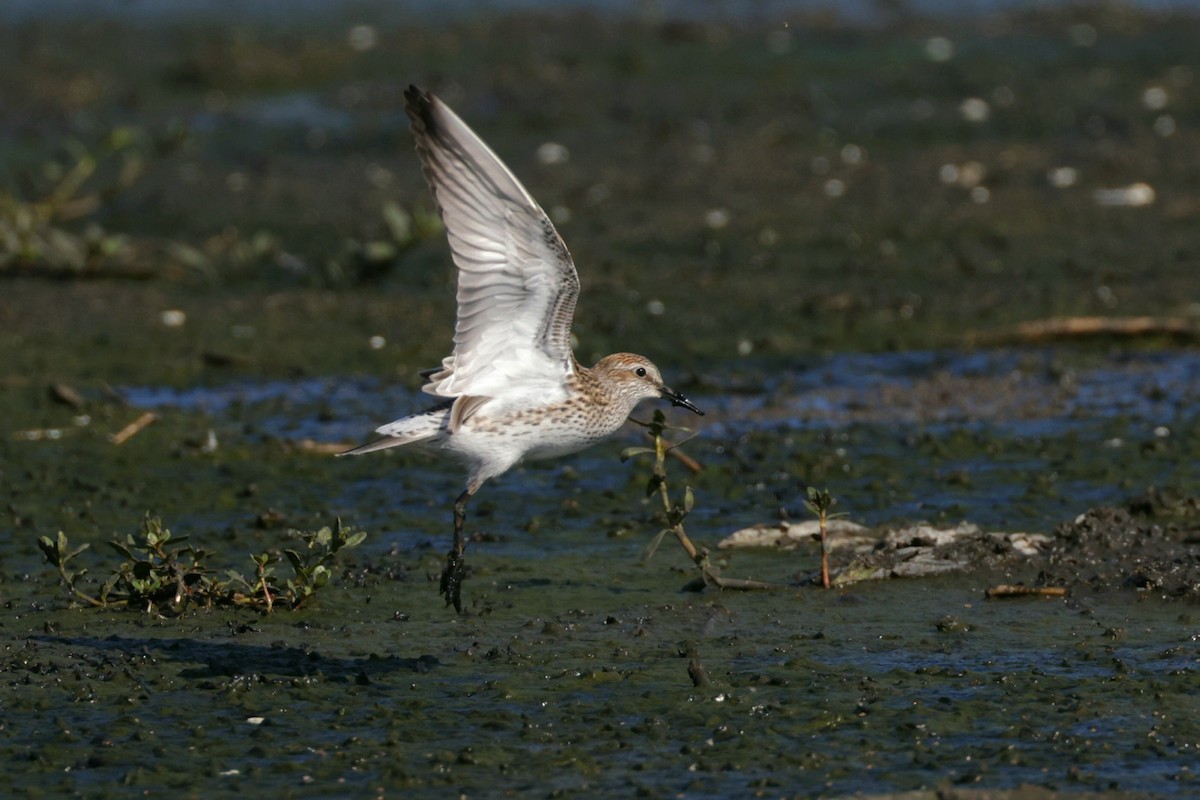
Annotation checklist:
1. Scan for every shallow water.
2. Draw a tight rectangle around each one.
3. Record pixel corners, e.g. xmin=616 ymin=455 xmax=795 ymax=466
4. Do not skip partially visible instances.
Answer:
xmin=120 ymin=346 xmax=1200 ymax=532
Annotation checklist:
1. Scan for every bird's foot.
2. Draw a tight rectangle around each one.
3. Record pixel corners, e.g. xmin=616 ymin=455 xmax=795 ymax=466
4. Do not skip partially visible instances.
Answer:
xmin=439 ymin=550 xmax=467 ymax=613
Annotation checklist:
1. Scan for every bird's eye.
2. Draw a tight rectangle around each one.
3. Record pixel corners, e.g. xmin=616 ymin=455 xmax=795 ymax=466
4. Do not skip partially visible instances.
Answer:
xmin=635 ymin=367 xmax=647 ymax=378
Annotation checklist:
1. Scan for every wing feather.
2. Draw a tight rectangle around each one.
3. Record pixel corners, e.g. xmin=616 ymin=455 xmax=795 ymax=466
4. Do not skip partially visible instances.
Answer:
xmin=405 ymin=86 xmax=579 ymax=401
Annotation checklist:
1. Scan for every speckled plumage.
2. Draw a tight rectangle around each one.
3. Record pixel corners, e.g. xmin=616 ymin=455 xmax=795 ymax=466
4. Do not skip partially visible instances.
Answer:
xmin=340 ymin=86 xmax=702 ymax=611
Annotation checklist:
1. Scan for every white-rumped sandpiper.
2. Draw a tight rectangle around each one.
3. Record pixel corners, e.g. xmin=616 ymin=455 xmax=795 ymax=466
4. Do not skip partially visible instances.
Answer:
xmin=341 ymin=86 xmax=702 ymax=611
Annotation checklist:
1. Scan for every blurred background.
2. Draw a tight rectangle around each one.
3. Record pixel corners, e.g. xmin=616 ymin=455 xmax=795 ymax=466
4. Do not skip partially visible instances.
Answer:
xmin=3 ymin=0 xmax=1198 ymax=388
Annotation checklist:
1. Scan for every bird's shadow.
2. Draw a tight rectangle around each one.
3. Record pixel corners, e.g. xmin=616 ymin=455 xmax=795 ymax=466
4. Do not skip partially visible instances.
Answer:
xmin=32 ymin=633 xmax=439 ymax=682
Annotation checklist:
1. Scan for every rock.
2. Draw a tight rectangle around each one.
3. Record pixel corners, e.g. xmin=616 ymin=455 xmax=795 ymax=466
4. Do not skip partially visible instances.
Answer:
xmin=721 ymin=519 xmax=1051 ymax=585
xmin=717 ymin=519 xmax=869 ymax=550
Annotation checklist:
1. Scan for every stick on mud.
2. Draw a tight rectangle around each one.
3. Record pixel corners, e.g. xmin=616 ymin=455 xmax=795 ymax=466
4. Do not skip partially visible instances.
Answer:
xmin=109 ymin=411 xmax=157 ymax=445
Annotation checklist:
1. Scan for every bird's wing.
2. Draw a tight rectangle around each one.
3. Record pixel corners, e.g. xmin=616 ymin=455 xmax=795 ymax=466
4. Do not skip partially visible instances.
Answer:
xmin=405 ymin=85 xmax=580 ymax=401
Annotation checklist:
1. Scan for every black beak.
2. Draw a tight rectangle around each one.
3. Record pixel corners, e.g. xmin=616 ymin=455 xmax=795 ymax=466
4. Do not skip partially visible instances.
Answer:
xmin=662 ymin=387 xmax=704 ymax=416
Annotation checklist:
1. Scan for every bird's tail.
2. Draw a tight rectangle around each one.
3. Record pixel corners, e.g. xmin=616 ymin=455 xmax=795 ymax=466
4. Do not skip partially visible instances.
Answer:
xmin=337 ymin=403 xmax=449 ymax=457
xmin=337 ymin=435 xmax=426 ymax=456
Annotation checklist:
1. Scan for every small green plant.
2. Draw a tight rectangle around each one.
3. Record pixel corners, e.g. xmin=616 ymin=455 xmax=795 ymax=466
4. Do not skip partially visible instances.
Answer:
xmin=1 ymin=127 xmax=149 ymax=276
xmin=105 ymin=515 xmax=216 ymax=610
xmin=804 ymin=486 xmax=841 ymax=588
xmin=624 ymin=409 xmax=708 ymax=578
xmin=38 ymin=515 xmax=365 ymax=614
xmin=36 ymin=531 xmax=104 ymax=608
xmin=327 ymin=200 xmax=443 ymax=284
xmin=231 ymin=522 xmax=368 ymax=612
xmin=625 ymin=410 xmax=777 ymax=591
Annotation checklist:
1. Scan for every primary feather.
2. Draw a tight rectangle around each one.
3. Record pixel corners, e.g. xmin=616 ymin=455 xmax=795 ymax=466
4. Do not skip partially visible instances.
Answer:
xmin=405 ymin=86 xmax=580 ymax=402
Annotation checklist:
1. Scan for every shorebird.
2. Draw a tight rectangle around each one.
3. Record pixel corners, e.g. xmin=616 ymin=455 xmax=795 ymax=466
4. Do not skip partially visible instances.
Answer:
xmin=341 ymin=86 xmax=703 ymax=612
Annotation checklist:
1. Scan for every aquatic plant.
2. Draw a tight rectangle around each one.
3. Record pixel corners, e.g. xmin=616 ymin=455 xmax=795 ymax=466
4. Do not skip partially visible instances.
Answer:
xmin=234 ymin=521 xmax=368 ymax=612
xmin=325 ymin=200 xmax=443 ymax=284
xmin=37 ymin=515 xmax=365 ymax=614
xmin=0 ymin=127 xmax=148 ymax=276
xmin=0 ymin=125 xmax=295 ymax=282
xmin=625 ymin=409 xmax=777 ymax=591
xmin=804 ymin=486 xmax=839 ymax=588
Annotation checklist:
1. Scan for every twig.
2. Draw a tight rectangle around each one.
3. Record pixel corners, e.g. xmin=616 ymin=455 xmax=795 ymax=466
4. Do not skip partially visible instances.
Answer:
xmin=109 ymin=412 xmax=157 ymax=445
xmin=667 ymin=445 xmax=703 ymax=474
xmin=642 ymin=428 xmax=703 ymax=473
xmin=293 ymin=438 xmax=353 ymax=455
xmin=985 ymin=584 xmax=1068 ymax=599
xmin=967 ymin=316 xmax=1200 ymax=346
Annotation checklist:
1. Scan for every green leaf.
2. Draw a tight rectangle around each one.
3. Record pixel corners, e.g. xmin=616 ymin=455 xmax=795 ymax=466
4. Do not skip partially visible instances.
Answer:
xmin=620 ymin=446 xmax=655 ymax=462
xmin=683 ymin=486 xmax=695 ymax=513
xmin=37 ymin=535 xmax=59 ymax=562
xmin=107 ymin=540 xmax=137 ymax=561
xmin=804 ymin=486 xmax=833 ymax=515
xmin=381 ymin=201 xmax=412 ymax=244
xmin=314 ymin=526 xmax=333 ymax=548
xmin=641 ymin=529 xmax=670 ymax=563
xmin=106 ymin=126 xmax=138 ymax=150
xmin=101 ymin=574 xmax=121 ymax=604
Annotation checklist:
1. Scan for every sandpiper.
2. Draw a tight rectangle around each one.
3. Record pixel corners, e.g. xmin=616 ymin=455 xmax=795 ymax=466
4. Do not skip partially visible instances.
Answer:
xmin=341 ymin=85 xmax=703 ymax=612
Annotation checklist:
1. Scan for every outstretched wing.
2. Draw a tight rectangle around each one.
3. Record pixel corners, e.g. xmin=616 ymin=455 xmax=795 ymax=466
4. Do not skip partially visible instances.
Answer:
xmin=405 ymin=85 xmax=580 ymax=401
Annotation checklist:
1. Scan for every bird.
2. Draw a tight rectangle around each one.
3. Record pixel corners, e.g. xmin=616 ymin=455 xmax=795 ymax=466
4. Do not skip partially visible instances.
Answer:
xmin=340 ymin=85 xmax=703 ymax=612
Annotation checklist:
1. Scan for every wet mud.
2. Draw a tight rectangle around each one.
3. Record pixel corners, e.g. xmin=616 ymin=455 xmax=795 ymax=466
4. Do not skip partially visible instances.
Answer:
xmin=4 ymin=347 xmax=1198 ymax=799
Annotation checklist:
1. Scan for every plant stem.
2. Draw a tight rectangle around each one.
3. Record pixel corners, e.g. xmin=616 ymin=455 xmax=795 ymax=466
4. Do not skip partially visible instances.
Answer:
xmin=257 ymin=558 xmax=274 ymax=613
xmin=819 ymin=508 xmax=830 ymax=589
xmin=56 ymin=564 xmax=106 ymax=608
xmin=651 ymin=425 xmax=703 ymax=567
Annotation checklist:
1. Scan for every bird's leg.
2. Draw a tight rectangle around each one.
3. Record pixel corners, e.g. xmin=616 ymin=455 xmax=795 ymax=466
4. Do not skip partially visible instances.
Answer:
xmin=440 ymin=487 xmax=473 ymax=613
